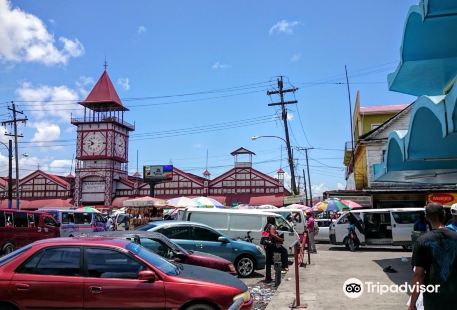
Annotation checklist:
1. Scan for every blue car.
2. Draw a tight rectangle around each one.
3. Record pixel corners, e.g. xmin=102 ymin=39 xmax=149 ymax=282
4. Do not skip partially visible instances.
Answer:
xmin=137 ymin=221 xmax=266 ymax=277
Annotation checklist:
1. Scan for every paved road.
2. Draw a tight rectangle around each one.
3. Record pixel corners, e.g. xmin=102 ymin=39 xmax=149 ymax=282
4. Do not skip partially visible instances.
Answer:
xmin=265 ymin=243 xmax=413 ymax=310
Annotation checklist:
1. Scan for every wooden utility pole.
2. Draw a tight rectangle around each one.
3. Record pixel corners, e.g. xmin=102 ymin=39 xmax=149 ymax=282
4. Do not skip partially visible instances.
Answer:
xmin=267 ymin=76 xmax=298 ymax=195
xmin=345 ymin=65 xmax=356 ymax=187
xmin=303 ymin=168 xmax=308 ymax=206
xmin=2 ymin=103 xmax=28 ymax=209
xmin=297 ymin=147 xmax=314 ymax=205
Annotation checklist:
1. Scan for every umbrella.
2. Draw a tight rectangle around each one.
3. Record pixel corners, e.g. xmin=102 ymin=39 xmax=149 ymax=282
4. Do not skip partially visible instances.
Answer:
xmin=167 ymin=197 xmax=198 ymax=208
xmin=340 ymin=199 xmax=363 ymax=209
xmin=75 ymin=206 xmax=101 ymax=213
xmin=313 ymin=198 xmax=352 ymax=212
xmin=123 ymin=196 xmax=167 ymax=208
xmin=192 ymin=197 xmax=224 ymax=208
xmin=285 ymin=204 xmax=313 ymax=212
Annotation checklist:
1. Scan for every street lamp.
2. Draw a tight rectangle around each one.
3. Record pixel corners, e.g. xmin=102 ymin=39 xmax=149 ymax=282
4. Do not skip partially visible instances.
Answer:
xmin=0 ymin=140 xmax=13 ymax=209
xmin=251 ymin=135 xmax=298 ymax=195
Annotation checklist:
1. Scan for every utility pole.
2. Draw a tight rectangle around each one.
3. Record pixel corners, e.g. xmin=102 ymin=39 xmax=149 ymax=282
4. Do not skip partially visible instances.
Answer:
xmin=303 ymin=168 xmax=308 ymax=206
xmin=2 ymin=103 xmax=28 ymax=209
xmin=297 ymin=147 xmax=314 ymax=205
xmin=267 ymin=76 xmax=298 ymax=195
xmin=345 ymin=65 xmax=356 ymax=188
xmin=8 ymin=140 xmax=13 ymax=209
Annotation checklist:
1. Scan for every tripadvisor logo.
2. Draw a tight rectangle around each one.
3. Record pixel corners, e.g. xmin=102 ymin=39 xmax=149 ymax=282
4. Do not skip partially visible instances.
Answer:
xmin=343 ymin=278 xmax=440 ymax=299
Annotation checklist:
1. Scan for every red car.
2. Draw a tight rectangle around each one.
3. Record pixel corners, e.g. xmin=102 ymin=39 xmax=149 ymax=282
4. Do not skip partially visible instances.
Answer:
xmin=0 ymin=209 xmax=60 ymax=255
xmin=94 ymin=231 xmax=237 ymax=275
xmin=0 ymin=237 xmax=252 ymax=310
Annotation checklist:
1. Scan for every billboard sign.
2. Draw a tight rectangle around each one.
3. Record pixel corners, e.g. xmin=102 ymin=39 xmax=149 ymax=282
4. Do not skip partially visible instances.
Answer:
xmin=427 ymin=193 xmax=457 ymax=206
xmin=143 ymin=165 xmax=173 ymax=181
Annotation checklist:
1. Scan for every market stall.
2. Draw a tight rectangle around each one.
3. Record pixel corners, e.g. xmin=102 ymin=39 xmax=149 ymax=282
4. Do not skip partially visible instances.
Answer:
xmin=122 ymin=196 xmax=168 ymax=228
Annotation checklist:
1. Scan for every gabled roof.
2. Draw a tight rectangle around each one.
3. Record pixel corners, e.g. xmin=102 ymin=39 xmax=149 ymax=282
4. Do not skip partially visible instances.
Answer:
xmin=360 ymin=103 xmax=413 ymax=141
xmin=210 ymin=166 xmax=282 ymax=187
xmin=0 ymin=177 xmax=7 ymax=189
xmin=231 ymin=147 xmax=256 ymax=156
xmin=80 ymin=70 xmax=128 ymax=111
xmin=17 ymin=170 xmax=70 ymax=189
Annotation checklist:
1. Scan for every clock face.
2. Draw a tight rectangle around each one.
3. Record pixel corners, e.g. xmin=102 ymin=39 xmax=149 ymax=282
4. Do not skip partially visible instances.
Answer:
xmin=83 ymin=132 xmax=105 ymax=155
xmin=114 ymin=136 xmax=126 ymax=158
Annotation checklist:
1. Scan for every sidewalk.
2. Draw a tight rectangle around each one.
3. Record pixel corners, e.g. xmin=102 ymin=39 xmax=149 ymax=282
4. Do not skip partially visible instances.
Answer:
xmin=265 ymin=244 xmax=412 ymax=310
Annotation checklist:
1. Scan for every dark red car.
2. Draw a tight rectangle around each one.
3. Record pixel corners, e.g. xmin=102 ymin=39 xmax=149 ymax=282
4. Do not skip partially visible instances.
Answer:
xmin=94 ymin=231 xmax=237 ymax=275
xmin=0 ymin=237 xmax=252 ymax=310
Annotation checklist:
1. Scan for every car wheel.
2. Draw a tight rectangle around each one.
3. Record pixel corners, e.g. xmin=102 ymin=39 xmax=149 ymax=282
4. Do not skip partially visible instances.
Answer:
xmin=2 ymin=243 xmax=15 ymax=255
xmin=183 ymin=303 xmax=216 ymax=310
xmin=343 ymin=237 xmax=349 ymax=250
xmin=235 ymin=255 xmax=255 ymax=277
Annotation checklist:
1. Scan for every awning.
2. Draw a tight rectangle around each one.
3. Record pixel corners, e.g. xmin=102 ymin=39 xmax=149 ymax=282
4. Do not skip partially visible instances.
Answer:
xmin=249 ymin=195 xmax=284 ymax=207
xmin=19 ymin=199 xmax=73 ymax=210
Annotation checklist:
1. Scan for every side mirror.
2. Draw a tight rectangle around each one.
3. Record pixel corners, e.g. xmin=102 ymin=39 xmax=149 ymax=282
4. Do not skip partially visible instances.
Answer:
xmin=138 ymin=270 xmax=157 ymax=282
xmin=218 ymin=236 xmax=230 ymax=243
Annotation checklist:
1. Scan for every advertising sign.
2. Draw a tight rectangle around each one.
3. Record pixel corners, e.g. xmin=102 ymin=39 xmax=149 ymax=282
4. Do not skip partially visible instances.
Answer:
xmin=427 ymin=193 xmax=457 ymax=206
xmin=143 ymin=165 xmax=173 ymax=181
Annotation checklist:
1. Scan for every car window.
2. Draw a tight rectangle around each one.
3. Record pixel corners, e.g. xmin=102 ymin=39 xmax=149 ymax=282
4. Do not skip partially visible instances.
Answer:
xmin=275 ymin=216 xmax=292 ymax=231
xmin=0 ymin=211 xmax=4 ymax=227
xmin=158 ymin=226 xmax=192 ymax=240
xmin=44 ymin=216 xmax=58 ymax=227
xmin=74 ymin=213 xmax=92 ymax=224
xmin=317 ymin=220 xmax=331 ymax=227
xmin=338 ymin=214 xmax=349 ymax=224
xmin=140 ymin=238 xmax=174 ymax=259
xmin=0 ymin=245 xmax=32 ymax=267
xmin=17 ymin=247 xmax=81 ymax=276
xmin=13 ymin=212 xmax=28 ymax=228
xmin=85 ymin=248 xmax=145 ymax=279
xmin=193 ymin=227 xmax=221 ymax=241
xmin=62 ymin=212 xmax=74 ymax=224
xmin=392 ymin=211 xmax=423 ymax=224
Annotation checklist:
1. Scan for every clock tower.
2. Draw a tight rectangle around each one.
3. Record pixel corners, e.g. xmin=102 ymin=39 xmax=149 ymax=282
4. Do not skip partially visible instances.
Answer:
xmin=71 ymin=69 xmax=134 ymax=206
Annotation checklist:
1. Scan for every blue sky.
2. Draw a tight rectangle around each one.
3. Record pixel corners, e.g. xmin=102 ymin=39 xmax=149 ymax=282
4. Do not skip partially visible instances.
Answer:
xmin=0 ymin=0 xmax=417 ymax=196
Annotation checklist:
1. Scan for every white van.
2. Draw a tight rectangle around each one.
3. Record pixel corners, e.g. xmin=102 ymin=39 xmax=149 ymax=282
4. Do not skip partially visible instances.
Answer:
xmin=258 ymin=208 xmax=307 ymax=234
xmin=329 ymin=208 xmax=424 ymax=250
xmin=178 ymin=208 xmax=300 ymax=254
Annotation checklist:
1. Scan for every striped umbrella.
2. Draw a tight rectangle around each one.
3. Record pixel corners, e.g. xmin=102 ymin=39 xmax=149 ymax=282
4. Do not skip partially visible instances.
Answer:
xmin=284 ymin=204 xmax=313 ymax=212
xmin=340 ymin=199 xmax=363 ymax=209
xmin=167 ymin=197 xmax=198 ymax=208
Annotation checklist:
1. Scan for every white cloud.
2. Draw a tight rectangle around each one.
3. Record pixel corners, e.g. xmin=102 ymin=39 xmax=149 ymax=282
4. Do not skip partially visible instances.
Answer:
xmin=117 ymin=77 xmax=130 ymax=91
xmin=0 ymin=0 xmax=84 ymax=65
xmin=211 ymin=61 xmax=231 ymax=70
xmin=137 ymin=25 xmax=147 ymax=34
xmin=269 ymin=20 xmax=301 ymax=35
xmin=29 ymin=122 xmax=61 ymax=148
xmin=287 ymin=112 xmax=294 ymax=121
xmin=75 ymin=75 xmax=94 ymax=98
xmin=49 ymin=159 xmax=72 ymax=169
xmin=337 ymin=182 xmax=345 ymax=190
xmin=16 ymin=82 xmax=82 ymax=122
xmin=290 ymin=52 xmax=301 ymax=62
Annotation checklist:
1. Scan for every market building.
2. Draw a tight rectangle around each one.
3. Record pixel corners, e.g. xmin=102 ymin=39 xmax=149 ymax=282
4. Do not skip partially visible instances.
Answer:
xmin=0 ymin=70 xmax=289 ymax=209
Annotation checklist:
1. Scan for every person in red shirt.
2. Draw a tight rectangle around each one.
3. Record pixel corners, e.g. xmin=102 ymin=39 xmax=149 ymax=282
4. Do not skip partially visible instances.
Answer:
xmin=306 ymin=212 xmax=317 ymax=253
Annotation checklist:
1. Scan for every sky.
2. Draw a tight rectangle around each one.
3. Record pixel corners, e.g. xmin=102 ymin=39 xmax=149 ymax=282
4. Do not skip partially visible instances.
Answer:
xmin=0 ymin=0 xmax=418 ymax=197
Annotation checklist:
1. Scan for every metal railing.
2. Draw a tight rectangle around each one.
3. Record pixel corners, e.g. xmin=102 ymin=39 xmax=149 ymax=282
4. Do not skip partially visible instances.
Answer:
xmin=71 ymin=116 xmax=134 ymax=130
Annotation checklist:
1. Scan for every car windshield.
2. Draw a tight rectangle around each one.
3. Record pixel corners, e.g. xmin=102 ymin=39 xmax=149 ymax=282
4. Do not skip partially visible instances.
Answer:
xmin=0 ymin=245 xmax=32 ymax=267
xmin=126 ymin=242 xmax=179 ymax=275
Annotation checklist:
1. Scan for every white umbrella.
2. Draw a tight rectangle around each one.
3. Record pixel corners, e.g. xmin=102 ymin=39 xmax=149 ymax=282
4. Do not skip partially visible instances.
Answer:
xmin=167 ymin=197 xmax=198 ymax=208
xmin=256 ymin=204 xmax=278 ymax=209
xmin=192 ymin=197 xmax=224 ymax=208
xmin=123 ymin=196 xmax=167 ymax=208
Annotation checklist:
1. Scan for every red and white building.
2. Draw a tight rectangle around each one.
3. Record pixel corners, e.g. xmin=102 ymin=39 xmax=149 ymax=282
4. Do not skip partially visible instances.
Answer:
xmin=0 ymin=69 xmax=290 ymax=209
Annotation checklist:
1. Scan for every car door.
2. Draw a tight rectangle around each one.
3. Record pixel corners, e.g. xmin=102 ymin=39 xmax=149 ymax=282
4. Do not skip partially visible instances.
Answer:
xmin=156 ymin=225 xmax=196 ymax=251
xmin=192 ymin=226 xmax=233 ymax=261
xmin=83 ymin=247 xmax=165 ymax=309
xmin=391 ymin=211 xmax=422 ymax=244
xmin=10 ymin=246 xmax=84 ymax=309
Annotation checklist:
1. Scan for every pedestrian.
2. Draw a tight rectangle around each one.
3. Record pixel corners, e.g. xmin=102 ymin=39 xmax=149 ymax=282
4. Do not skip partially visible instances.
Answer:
xmin=263 ymin=216 xmax=289 ymax=283
xmin=445 ymin=203 xmax=457 ymax=232
xmin=306 ymin=212 xmax=317 ymax=253
xmin=409 ymin=203 xmax=457 ymax=310
xmin=106 ymin=217 xmax=114 ymax=231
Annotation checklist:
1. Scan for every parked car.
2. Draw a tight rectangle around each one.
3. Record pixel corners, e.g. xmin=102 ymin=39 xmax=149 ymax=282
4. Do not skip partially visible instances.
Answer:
xmin=39 ymin=209 xmax=107 ymax=237
xmin=137 ymin=221 xmax=266 ymax=277
xmin=93 ymin=230 xmax=237 ymax=275
xmin=0 ymin=237 xmax=252 ymax=310
xmin=178 ymin=208 xmax=300 ymax=254
xmin=315 ymin=219 xmax=333 ymax=243
xmin=329 ymin=208 xmax=424 ymax=250
xmin=0 ymin=209 xmax=60 ymax=255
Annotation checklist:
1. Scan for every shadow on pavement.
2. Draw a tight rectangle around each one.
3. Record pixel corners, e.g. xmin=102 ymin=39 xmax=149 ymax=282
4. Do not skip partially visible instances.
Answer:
xmin=373 ymin=257 xmax=413 ymax=289
xmin=327 ymin=246 xmax=410 ymax=253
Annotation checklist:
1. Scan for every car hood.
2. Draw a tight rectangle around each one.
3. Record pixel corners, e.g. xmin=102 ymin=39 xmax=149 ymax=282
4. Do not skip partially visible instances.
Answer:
xmin=176 ymin=264 xmax=247 ymax=291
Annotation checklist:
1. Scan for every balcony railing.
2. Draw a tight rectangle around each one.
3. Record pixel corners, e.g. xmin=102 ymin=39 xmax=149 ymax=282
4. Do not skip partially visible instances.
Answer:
xmin=76 ymin=161 xmax=128 ymax=172
xmin=71 ymin=116 xmax=134 ymax=130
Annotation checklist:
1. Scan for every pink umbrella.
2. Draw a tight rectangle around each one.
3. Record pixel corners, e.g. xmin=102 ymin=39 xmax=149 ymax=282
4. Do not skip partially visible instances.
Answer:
xmin=340 ymin=200 xmax=363 ymax=209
